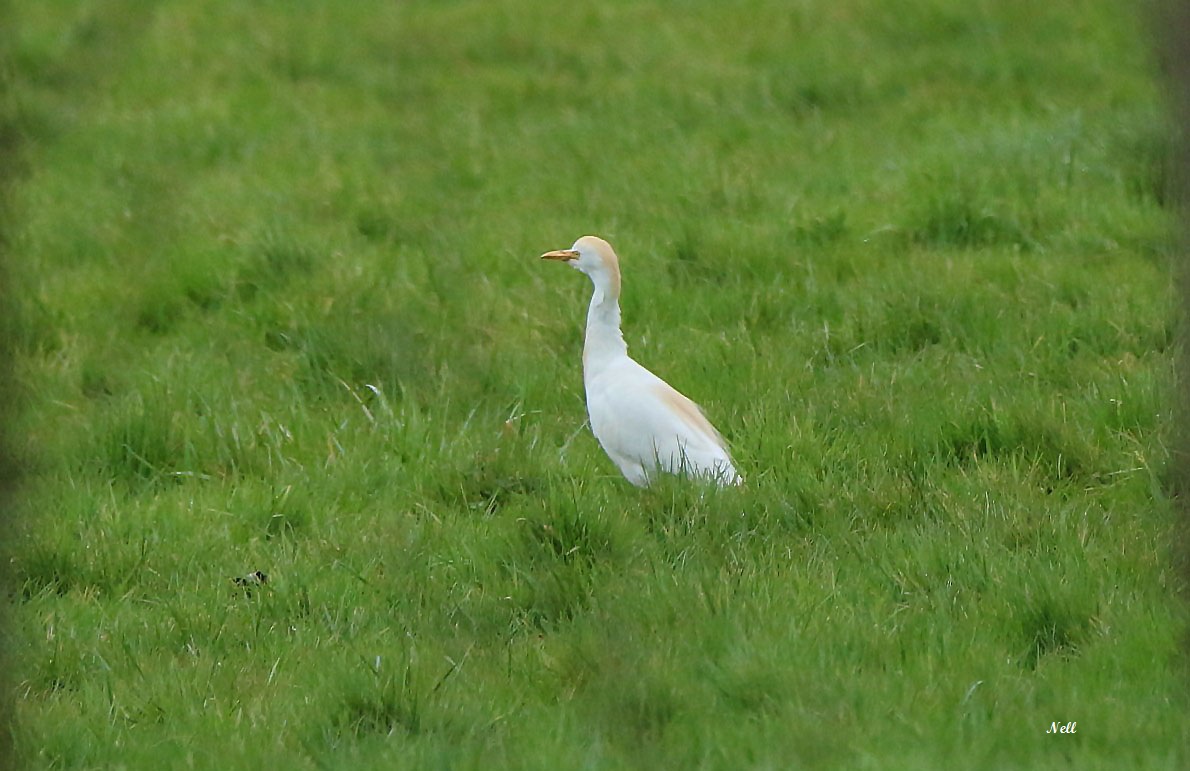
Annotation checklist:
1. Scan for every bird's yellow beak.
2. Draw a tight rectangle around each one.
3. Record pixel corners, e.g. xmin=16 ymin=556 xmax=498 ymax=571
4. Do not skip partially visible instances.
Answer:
xmin=541 ymin=249 xmax=580 ymax=262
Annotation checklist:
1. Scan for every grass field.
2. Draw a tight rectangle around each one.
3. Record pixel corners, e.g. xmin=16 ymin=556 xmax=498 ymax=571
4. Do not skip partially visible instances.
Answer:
xmin=3 ymin=0 xmax=1187 ymax=768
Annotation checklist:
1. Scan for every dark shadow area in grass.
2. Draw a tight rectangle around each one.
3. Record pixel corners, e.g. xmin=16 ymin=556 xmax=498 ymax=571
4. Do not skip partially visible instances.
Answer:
xmin=430 ymin=453 xmax=541 ymax=518
xmin=1017 ymin=590 xmax=1098 ymax=670
xmin=259 ymin=485 xmax=312 ymax=541
xmin=4 ymin=0 xmax=153 ymax=97
xmin=910 ymin=189 xmax=1037 ymax=251
xmin=1 ymin=2 xmax=26 ymax=764
xmin=1109 ymin=112 xmax=1179 ymax=209
xmin=778 ymin=74 xmax=874 ymax=119
xmin=94 ymin=397 xmax=186 ymax=489
xmin=334 ymin=676 xmax=427 ymax=739
xmin=503 ymin=500 xmax=615 ymax=630
xmin=12 ymin=523 xmax=152 ymax=606
xmin=322 ymin=647 xmax=474 ymax=751
xmin=263 ymin=304 xmax=433 ymax=400
xmin=666 ymin=225 xmax=735 ymax=286
xmin=134 ymin=257 xmax=233 ymax=336
xmin=792 ymin=209 xmax=850 ymax=247
xmin=13 ymin=543 xmax=86 ymax=602
xmin=1156 ymin=0 xmax=1190 ymax=675
xmin=235 ymin=230 xmax=318 ymax=302
xmin=558 ymin=623 xmax=685 ymax=756
xmin=938 ymin=410 xmax=1101 ymax=485
xmin=327 ymin=658 xmax=433 ymax=743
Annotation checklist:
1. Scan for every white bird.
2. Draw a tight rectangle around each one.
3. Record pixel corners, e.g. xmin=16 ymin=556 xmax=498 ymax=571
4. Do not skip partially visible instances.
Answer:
xmin=541 ymin=235 xmax=741 ymax=487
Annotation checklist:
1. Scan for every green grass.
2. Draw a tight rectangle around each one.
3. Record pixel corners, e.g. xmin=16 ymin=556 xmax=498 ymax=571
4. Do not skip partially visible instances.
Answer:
xmin=3 ymin=0 xmax=1186 ymax=767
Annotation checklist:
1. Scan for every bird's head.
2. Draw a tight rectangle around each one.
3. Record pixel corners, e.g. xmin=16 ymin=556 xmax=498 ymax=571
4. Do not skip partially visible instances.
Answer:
xmin=541 ymin=235 xmax=621 ymax=297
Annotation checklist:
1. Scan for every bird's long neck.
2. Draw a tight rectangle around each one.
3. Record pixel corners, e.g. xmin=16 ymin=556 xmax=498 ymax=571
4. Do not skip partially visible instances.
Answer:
xmin=583 ymin=282 xmax=628 ymax=378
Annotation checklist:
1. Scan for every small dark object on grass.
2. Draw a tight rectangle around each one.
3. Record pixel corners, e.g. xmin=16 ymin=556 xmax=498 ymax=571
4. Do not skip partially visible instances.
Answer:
xmin=232 ymin=570 xmax=269 ymax=596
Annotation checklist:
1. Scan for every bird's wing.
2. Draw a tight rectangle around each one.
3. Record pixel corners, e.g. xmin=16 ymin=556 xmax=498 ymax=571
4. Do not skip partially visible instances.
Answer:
xmin=587 ymin=359 xmax=732 ymax=470
xmin=647 ymin=378 xmax=729 ymax=451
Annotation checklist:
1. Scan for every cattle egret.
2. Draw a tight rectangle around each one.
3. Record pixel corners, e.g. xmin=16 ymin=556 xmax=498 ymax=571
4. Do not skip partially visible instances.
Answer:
xmin=541 ymin=235 xmax=741 ymax=487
